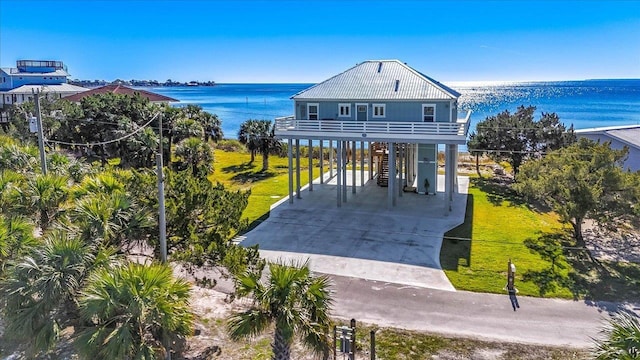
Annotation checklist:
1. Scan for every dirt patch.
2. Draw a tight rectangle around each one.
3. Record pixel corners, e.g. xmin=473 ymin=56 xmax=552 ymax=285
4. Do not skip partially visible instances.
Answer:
xmin=584 ymin=220 xmax=640 ymax=263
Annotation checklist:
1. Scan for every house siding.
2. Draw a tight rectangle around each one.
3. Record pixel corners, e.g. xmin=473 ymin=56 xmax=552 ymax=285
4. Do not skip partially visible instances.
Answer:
xmin=577 ymin=133 xmax=640 ymax=171
xmin=295 ymin=100 xmax=455 ymax=122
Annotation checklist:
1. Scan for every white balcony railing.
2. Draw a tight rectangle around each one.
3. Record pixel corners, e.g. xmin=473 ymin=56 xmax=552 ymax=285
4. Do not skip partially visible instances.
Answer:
xmin=274 ymin=110 xmax=471 ymax=142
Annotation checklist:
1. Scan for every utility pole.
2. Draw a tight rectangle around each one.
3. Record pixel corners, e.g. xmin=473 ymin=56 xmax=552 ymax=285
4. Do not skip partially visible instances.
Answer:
xmin=33 ymin=89 xmax=47 ymax=175
xmin=156 ymin=112 xmax=167 ymax=263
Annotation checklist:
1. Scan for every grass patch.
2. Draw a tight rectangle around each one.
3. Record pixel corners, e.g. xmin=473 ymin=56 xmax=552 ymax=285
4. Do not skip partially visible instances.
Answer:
xmin=442 ymin=177 xmax=573 ymax=298
xmin=209 ymin=149 xmax=320 ymax=230
xmin=346 ymin=322 xmax=588 ymax=360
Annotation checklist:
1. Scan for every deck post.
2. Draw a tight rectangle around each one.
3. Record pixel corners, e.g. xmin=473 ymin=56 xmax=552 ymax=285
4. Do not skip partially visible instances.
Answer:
xmin=296 ymin=139 xmax=301 ymax=199
xmin=343 ymin=141 xmax=348 ymax=202
xmin=329 ymin=140 xmax=333 ymax=179
xmin=337 ymin=140 xmax=342 ymax=207
xmin=399 ymin=143 xmax=403 ymax=197
xmin=288 ymin=138 xmax=293 ymax=204
xmin=360 ymin=141 xmax=365 ymax=187
xmin=308 ymin=139 xmax=313 ymax=192
xmin=388 ymin=142 xmax=396 ymax=209
xmin=369 ymin=142 xmax=373 ymax=180
xmin=352 ymin=141 xmax=356 ymax=194
xmin=319 ymin=140 xmax=324 ymax=184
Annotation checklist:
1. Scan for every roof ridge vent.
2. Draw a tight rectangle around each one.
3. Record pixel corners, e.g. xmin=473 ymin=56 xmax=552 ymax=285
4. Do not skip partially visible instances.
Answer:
xmin=395 ymin=79 xmax=400 ymax=92
xmin=377 ymin=62 xmax=383 ymax=73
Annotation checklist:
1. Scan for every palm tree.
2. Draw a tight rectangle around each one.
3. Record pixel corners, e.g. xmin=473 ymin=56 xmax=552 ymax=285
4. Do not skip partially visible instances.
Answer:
xmin=21 ymin=173 xmax=69 ymax=231
xmin=1 ymin=232 xmax=109 ymax=356
xmin=238 ymin=119 xmax=260 ymax=162
xmin=227 ymin=260 xmax=333 ymax=360
xmin=76 ymin=262 xmax=194 ymax=360
xmin=256 ymin=120 xmax=282 ymax=171
xmin=0 ymin=215 xmax=37 ymax=272
xmin=173 ymin=117 xmax=204 ymax=143
xmin=593 ymin=312 xmax=640 ymax=359
xmin=238 ymin=119 xmax=281 ymax=171
xmin=174 ymin=136 xmax=214 ymax=176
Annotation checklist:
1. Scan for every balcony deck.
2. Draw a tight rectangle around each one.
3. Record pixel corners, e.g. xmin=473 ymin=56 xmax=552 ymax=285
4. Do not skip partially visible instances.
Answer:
xmin=274 ymin=110 xmax=471 ymax=144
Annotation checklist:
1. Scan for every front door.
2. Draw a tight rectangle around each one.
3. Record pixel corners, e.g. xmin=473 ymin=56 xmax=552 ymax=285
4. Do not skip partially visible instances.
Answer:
xmin=356 ymin=103 xmax=367 ymax=121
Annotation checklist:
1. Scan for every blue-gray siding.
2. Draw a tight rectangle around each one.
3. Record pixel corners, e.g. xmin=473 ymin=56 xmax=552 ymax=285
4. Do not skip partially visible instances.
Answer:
xmin=295 ymin=100 xmax=456 ymax=123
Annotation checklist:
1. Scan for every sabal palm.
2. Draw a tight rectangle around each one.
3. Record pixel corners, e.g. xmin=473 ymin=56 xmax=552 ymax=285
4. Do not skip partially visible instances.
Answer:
xmin=238 ymin=119 xmax=261 ymax=163
xmin=1 ymin=232 xmax=106 ymax=355
xmin=0 ymin=170 xmax=26 ymax=214
xmin=68 ymin=191 xmax=153 ymax=250
xmin=22 ymin=173 xmax=69 ymax=231
xmin=227 ymin=260 xmax=333 ymax=360
xmin=76 ymin=262 xmax=194 ymax=360
xmin=0 ymin=215 xmax=37 ymax=272
xmin=174 ymin=137 xmax=214 ymax=176
xmin=593 ymin=312 xmax=640 ymax=359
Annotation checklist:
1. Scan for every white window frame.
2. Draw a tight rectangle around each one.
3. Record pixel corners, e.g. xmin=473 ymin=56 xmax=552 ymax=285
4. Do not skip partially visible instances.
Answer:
xmin=372 ymin=104 xmax=386 ymax=118
xmin=422 ymin=104 xmax=436 ymax=122
xmin=307 ymin=103 xmax=319 ymax=120
xmin=338 ymin=103 xmax=351 ymax=118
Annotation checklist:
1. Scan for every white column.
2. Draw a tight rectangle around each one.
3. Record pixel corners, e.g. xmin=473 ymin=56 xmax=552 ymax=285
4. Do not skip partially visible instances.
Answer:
xmin=308 ymin=139 xmax=313 ymax=192
xmin=288 ymin=138 xmax=293 ymax=204
xmin=337 ymin=140 xmax=342 ymax=207
xmin=329 ymin=140 xmax=333 ymax=179
xmin=444 ymin=144 xmax=452 ymax=213
xmin=319 ymin=140 xmax=324 ymax=184
xmin=369 ymin=142 xmax=373 ymax=180
xmin=399 ymin=143 xmax=403 ymax=197
xmin=360 ymin=141 xmax=365 ymax=187
xmin=388 ymin=142 xmax=396 ymax=208
xmin=296 ymin=139 xmax=301 ymax=199
xmin=342 ymin=141 xmax=348 ymax=202
xmin=351 ymin=141 xmax=356 ymax=193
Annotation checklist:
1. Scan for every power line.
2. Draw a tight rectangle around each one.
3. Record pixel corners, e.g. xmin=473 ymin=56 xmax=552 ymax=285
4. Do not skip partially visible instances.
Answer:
xmin=44 ymin=112 xmax=160 ymax=147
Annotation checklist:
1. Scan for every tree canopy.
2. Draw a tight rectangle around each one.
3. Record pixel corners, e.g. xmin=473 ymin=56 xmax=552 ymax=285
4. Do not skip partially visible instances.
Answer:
xmin=467 ymin=105 xmax=576 ymax=178
xmin=513 ymin=138 xmax=639 ymax=245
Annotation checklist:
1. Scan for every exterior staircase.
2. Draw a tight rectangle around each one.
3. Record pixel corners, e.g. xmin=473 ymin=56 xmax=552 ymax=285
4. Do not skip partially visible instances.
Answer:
xmin=377 ymin=152 xmax=389 ymax=187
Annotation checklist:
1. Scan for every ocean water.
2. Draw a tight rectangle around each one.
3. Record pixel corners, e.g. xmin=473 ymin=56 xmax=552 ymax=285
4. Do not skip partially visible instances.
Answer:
xmin=144 ymin=79 xmax=640 ymax=140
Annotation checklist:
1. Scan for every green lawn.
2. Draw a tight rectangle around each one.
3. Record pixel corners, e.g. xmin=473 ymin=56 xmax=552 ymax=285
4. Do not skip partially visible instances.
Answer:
xmin=441 ymin=177 xmax=575 ymax=298
xmin=209 ymin=149 xmax=321 ymax=230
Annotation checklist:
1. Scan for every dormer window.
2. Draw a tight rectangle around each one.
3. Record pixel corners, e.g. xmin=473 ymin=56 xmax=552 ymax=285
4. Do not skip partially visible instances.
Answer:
xmin=338 ymin=103 xmax=351 ymax=117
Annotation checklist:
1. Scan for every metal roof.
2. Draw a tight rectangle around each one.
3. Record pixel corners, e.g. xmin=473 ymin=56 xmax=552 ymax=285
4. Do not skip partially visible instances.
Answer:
xmin=6 ymin=83 xmax=89 ymax=94
xmin=292 ymin=60 xmax=460 ymax=100
xmin=576 ymin=124 xmax=640 ymax=149
xmin=0 ymin=67 xmax=69 ymax=77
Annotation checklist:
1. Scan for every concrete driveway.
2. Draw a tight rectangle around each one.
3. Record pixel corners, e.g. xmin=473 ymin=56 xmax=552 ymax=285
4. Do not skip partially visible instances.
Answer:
xmin=240 ymin=172 xmax=469 ymax=291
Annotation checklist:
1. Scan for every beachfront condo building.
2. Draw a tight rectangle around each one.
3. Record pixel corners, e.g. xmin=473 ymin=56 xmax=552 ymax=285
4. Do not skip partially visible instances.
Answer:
xmin=275 ymin=60 xmax=471 ymax=211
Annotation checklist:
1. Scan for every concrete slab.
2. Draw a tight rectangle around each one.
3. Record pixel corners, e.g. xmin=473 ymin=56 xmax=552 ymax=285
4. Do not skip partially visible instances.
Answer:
xmin=240 ymin=172 xmax=469 ymax=291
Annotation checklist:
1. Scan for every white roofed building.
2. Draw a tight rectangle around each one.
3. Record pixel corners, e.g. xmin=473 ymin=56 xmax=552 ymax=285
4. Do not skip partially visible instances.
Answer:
xmin=275 ymin=60 xmax=471 ymax=211
xmin=575 ymin=124 xmax=640 ymax=171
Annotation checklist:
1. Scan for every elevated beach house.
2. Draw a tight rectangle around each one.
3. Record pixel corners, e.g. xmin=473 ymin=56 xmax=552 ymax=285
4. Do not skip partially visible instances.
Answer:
xmin=275 ymin=60 xmax=471 ymax=211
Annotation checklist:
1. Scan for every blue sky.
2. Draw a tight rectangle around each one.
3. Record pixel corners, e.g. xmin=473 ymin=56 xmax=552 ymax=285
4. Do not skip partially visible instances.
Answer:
xmin=1 ymin=0 xmax=639 ymax=83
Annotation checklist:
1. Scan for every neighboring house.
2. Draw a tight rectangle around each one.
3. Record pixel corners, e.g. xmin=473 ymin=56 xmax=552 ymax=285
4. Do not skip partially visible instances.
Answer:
xmin=64 ymin=84 xmax=178 ymax=103
xmin=0 ymin=60 xmax=88 ymax=106
xmin=0 ymin=60 xmax=88 ymax=126
xmin=575 ymin=124 xmax=640 ymax=171
xmin=274 ymin=60 xmax=471 ymax=210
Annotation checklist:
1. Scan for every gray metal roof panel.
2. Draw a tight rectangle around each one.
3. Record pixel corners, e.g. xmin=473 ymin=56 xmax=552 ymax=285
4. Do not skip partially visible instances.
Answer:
xmin=293 ymin=60 xmax=458 ymax=100
xmin=607 ymin=128 xmax=640 ymax=149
